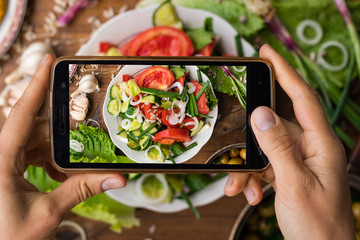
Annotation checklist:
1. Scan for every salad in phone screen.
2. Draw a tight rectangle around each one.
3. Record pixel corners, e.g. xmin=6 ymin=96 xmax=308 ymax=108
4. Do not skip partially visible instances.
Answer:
xmin=69 ymin=63 xmax=246 ymax=165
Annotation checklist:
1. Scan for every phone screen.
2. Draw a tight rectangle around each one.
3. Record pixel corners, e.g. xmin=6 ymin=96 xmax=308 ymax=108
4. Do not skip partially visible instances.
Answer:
xmin=52 ymin=58 xmax=272 ymax=171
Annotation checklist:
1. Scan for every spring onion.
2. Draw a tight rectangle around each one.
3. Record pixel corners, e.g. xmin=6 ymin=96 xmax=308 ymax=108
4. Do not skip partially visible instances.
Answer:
xmin=296 ymin=19 xmax=323 ymax=46
xmin=186 ymin=82 xmax=196 ymax=94
xmin=121 ymin=119 xmax=131 ymax=130
xmin=317 ymin=41 xmax=349 ymax=72
xmin=181 ymin=189 xmax=200 ymax=219
xmin=167 ymin=82 xmax=184 ymax=94
xmin=185 ymin=142 xmax=198 ymax=151
xmin=197 ymin=69 xmax=203 ymax=83
xmin=235 ymin=34 xmax=243 ymax=57
xmin=70 ymin=140 xmax=85 ymax=153
xmin=141 ymin=87 xmax=183 ymax=99
xmin=130 ymin=95 xmax=143 ymax=106
xmin=195 ymin=81 xmax=210 ymax=100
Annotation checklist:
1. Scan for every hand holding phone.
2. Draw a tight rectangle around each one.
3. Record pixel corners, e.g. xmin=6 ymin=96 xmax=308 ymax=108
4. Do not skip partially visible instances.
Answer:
xmin=51 ymin=57 xmax=274 ymax=172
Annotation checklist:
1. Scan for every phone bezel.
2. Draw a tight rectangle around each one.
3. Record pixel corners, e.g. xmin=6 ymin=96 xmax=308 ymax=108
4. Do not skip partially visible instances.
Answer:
xmin=50 ymin=56 xmax=275 ymax=173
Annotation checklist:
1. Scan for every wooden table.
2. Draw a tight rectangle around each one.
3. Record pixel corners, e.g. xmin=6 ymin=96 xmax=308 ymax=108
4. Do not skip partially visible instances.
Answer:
xmin=0 ymin=0 xmax=252 ymax=239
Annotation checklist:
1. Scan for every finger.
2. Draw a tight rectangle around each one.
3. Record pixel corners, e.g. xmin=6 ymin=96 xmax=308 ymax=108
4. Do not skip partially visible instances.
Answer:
xmin=281 ymin=117 xmax=303 ymax=140
xmin=260 ymin=44 xmax=331 ymax=134
xmin=44 ymin=161 xmax=67 ymax=182
xmin=0 ymin=54 xmax=54 ymax=159
xmin=251 ymin=106 xmax=305 ymax=182
xmin=25 ymin=141 xmax=50 ymax=167
xmin=25 ymin=118 xmax=49 ymax=151
xmin=47 ymin=173 xmax=126 ymax=216
xmin=243 ymin=175 xmax=263 ymax=206
xmin=224 ymin=173 xmax=250 ymax=197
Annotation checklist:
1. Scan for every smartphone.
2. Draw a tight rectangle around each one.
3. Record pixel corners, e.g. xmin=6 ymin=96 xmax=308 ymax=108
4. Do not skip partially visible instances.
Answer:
xmin=50 ymin=56 xmax=274 ymax=173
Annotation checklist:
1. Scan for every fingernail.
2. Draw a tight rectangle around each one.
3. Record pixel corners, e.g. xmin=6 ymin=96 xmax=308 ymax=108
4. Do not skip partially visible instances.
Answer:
xmin=224 ymin=174 xmax=234 ymax=192
xmin=39 ymin=54 xmax=49 ymax=66
xmin=244 ymin=187 xmax=255 ymax=204
xmin=252 ymin=107 xmax=276 ymax=131
xmin=101 ymin=178 xmax=125 ymax=191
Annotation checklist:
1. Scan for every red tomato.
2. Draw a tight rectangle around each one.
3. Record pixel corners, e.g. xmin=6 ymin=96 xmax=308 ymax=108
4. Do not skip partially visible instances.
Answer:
xmin=142 ymin=104 xmax=163 ymax=121
xmin=161 ymin=110 xmax=180 ymax=128
xmin=123 ymin=74 xmax=132 ymax=82
xmin=153 ymin=128 xmax=191 ymax=145
xmin=222 ymin=54 xmax=235 ymax=57
xmin=134 ymin=66 xmax=175 ymax=90
xmin=99 ymin=42 xmax=116 ymax=53
xmin=180 ymin=116 xmax=198 ymax=130
xmin=124 ymin=26 xmax=194 ymax=56
xmin=191 ymin=80 xmax=210 ymax=115
xmin=197 ymin=40 xmax=215 ymax=56
xmin=119 ymin=41 xmax=131 ymax=55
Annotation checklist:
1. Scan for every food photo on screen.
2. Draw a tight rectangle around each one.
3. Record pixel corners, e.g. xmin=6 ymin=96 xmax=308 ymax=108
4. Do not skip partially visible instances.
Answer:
xmin=68 ymin=63 xmax=247 ymax=165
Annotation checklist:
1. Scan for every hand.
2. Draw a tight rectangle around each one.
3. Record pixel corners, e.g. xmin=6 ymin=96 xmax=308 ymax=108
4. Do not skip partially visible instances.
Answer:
xmin=0 ymin=54 xmax=127 ymax=240
xmin=224 ymin=45 xmax=355 ymax=239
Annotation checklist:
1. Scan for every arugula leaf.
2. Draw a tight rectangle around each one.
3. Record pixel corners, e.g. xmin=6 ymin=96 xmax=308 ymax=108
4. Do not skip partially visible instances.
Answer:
xmin=197 ymin=65 xmax=235 ymax=95
xmin=186 ymin=28 xmax=215 ymax=51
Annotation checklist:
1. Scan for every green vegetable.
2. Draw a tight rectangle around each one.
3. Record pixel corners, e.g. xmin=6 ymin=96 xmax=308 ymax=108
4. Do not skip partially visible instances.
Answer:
xmin=107 ymin=99 xmax=121 ymax=116
xmin=204 ymin=17 xmax=213 ymax=32
xmin=127 ymin=79 xmax=141 ymax=97
xmin=121 ymin=100 xmax=130 ymax=113
xmin=204 ymin=86 xmax=218 ymax=112
xmin=129 ymin=119 xmax=142 ymax=131
xmin=70 ymin=124 xmax=135 ymax=163
xmin=141 ymin=87 xmax=183 ymax=98
xmin=139 ymin=122 xmax=158 ymax=138
xmin=185 ymin=174 xmax=212 ymax=193
xmin=170 ymin=142 xmax=187 ymax=157
xmin=26 ymin=166 xmax=139 ymax=233
xmin=153 ymin=0 xmax=184 ymax=29
xmin=235 ymin=34 xmax=243 ymax=57
xmin=185 ymin=142 xmax=198 ymax=151
xmin=139 ymin=134 xmax=152 ymax=150
xmin=190 ymin=120 xmax=204 ymax=137
xmin=161 ymin=100 xmax=172 ymax=110
xmin=166 ymin=174 xmax=185 ymax=193
xmin=195 ymin=81 xmax=210 ymax=100
xmin=198 ymin=66 xmax=235 ymax=96
xmin=106 ymin=47 xmax=122 ymax=56
xmin=186 ymin=28 xmax=215 ymax=51
xmin=141 ymin=95 xmax=161 ymax=104
xmin=169 ymin=66 xmax=187 ymax=79
xmin=190 ymin=93 xmax=199 ymax=116
xmin=110 ymin=85 xmax=121 ymax=100
xmin=127 ymin=139 xmax=141 ymax=150
xmin=181 ymin=189 xmax=200 ymax=219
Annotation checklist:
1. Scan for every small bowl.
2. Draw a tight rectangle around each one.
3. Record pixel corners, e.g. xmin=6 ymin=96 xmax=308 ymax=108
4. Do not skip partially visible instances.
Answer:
xmin=205 ymin=143 xmax=246 ymax=164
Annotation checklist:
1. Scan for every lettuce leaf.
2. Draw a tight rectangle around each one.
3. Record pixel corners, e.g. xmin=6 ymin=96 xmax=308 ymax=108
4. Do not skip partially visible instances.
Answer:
xmin=70 ymin=124 xmax=135 ymax=163
xmin=170 ymin=66 xmax=187 ymax=79
xmin=186 ymin=28 xmax=215 ymax=51
xmin=197 ymin=65 xmax=235 ymax=95
xmin=26 ymin=166 xmax=139 ymax=233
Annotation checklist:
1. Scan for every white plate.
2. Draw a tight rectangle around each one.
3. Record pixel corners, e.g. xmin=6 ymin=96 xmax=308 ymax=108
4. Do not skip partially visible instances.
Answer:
xmin=103 ymin=65 xmax=218 ymax=164
xmin=0 ymin=0 xmax=27 ymax=58
xmin=76 ymin=4 xmax=255 ymax=213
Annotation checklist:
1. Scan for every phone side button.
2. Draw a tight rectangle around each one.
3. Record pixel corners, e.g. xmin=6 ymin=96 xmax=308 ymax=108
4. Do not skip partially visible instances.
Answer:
xmin=258 ymin=147 xmax=263 ymax=155
xmin=59 ymin=103 xmax=66 ymax=135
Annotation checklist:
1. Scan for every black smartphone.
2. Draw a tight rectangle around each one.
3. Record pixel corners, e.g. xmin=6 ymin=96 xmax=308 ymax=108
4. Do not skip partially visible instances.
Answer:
xmin=50 ymin=56 xmax=274 ymax=173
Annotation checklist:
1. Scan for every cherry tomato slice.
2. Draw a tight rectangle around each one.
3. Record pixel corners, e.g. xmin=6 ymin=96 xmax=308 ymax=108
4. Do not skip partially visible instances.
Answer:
xmin=122 ymin=74 xmax=132 ymax=82
xmin=191 ymin=80 xmax=210 ymax=115
xmin=134 ymin=66 xmax=175 ymax=90
xmin=99 ymin=42 xmax=116 ymax=53
xmin=125 ymin=26 xmax=194 ymax=56
xmin=153 ymin=128 xmax=191 ymax=145
xmin=155 ymin=138 xmax=175 ymax=145
xmin=197 ymin=40 xmax=215 ymax=56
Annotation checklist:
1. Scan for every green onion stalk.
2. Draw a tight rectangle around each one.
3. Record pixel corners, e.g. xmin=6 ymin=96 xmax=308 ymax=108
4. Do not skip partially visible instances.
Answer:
xmin=243 ymin=0 xmax=359 ymax=148
xmin=220 ymin=66 xmax=247 ymax=110
xmin=334 ymin=0 xmax=360 ymax=79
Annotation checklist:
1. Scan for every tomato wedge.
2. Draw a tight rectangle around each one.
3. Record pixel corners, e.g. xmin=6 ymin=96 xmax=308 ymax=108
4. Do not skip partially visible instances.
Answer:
xmin=134 ymin=66 xmax=175 ymax=90
xmin=191 ymin=80 xmax=210 ymax=115
xmin=124 ymin=26 xmax=194 ymax=56
xmin=161 ymin=110 xmax=180 ymax=128
xmin=142 ymin=104 xmax=163 ymax=121
xmin=197 ymin=40 xmax=215 ymax=56
xmin=99 ymin=42 xmax=116 ymax=53
xmin=122 ymin=74 xmax=132 ymax=82
xmin=153 ymin=128 xmax=191 ymax=145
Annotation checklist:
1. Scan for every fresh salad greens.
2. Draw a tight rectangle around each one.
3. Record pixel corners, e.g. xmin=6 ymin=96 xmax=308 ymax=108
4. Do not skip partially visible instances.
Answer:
xmin=70 ymin=123 xmax=135 ymax=163
xmin=26 ymin=166 xmax=139 ymax=233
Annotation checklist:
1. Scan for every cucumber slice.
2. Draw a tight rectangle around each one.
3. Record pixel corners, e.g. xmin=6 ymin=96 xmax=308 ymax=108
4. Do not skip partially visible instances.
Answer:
xmin=128 ymin=173 xmax=142 ymax=180
xmin=190 ymin=120 xmax=205 ymax=137
xmin=127 ymin=139 xmax=141 ymax=150
xmin=110 ymin=85 xmax=121 ymax=100
xmin=129 ymin=119 xmax=142 ymax=131
xmin=126 ymin=106 xmax=137 ymax=116
xmin=116 ymin=130 xmax=128 ymax=143
xmin=107 ymin=99 xmax=121 ymax=116
xmin=121 ymin=101 xmax=130 ymax=113
xmin=147 ymin=146 xmax=165 ymax=162
xmin=148 ymin=127 xmax=158 ymax=135
xmin=153 ymin=0 xmax=183 ymax=30
xmin=129 ymin=129 xmax=142 ymax=141
xmin=141 ymin=95 xmax=161 ymax=104
xmin=139 ymin=135 xmax=152 ymax=150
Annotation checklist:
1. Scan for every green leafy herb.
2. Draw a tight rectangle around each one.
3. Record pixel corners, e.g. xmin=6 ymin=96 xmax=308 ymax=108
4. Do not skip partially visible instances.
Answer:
xmin=170 ymin=66 xmax=187 ymax=79
xmin=186 ymin=28 xmax=215 ymax=51
xmin=70 ymin=124 xmax=134 ymax=163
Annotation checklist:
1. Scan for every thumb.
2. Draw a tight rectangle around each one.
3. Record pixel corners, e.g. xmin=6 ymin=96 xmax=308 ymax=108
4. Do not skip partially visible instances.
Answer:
xmin=251 ymin=106 xmax=303 ymax=182
xmin=47 ymin=173 xmax=126 ymax=216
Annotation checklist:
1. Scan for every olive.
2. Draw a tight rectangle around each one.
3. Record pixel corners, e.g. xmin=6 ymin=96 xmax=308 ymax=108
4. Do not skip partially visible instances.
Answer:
xmin=218 ymin=152 xmax=229 ymax=164
xmin=258 ymin=204 xmax=275 ymax=218
xmin=240 ymin=148 xmax=246 ymax=160
xmin=229 ymin=148 xmax=240 ymax=158
xmin=258 ymin=218 xmax=273 ymax=232
xmin=227 ymin=158 xmax=243 ymax=165
xmin=353 ymin=202 xmax=360 ymax=221
xmin=246 ymin=213 xmax=259 ymax=232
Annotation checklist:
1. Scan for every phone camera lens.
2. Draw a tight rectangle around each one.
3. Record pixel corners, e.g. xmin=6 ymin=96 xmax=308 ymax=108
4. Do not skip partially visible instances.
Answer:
xmin=60 ymin=82 xmax=66 ymax=89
